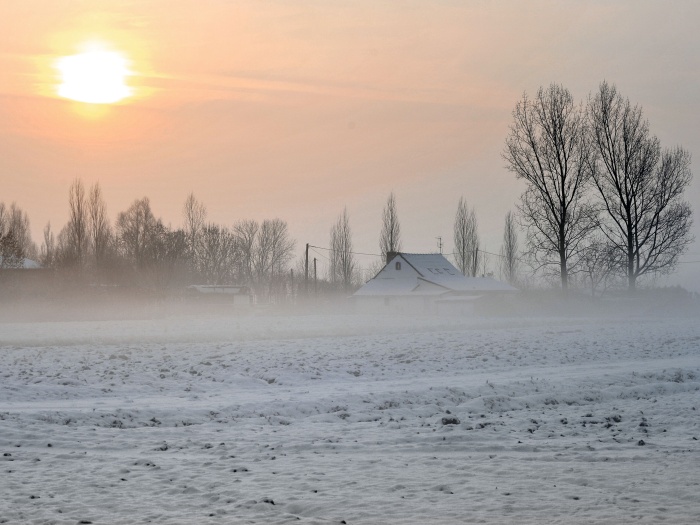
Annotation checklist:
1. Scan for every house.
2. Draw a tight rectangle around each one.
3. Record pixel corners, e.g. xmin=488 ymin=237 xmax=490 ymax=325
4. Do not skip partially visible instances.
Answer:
xmin=186 ymin=284 xmax=253 ymax=308
xmin=0 ymin=257 xmax=40 ymax=269
xmin=0 ymin=258 xmax=54 ymax=299
xmin=352 ymin=252 xmax=517 ymax=314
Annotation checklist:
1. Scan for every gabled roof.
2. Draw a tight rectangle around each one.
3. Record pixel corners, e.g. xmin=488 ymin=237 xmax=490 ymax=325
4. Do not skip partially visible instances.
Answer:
xmin=354 ymin=253 xmax=517 ymax=297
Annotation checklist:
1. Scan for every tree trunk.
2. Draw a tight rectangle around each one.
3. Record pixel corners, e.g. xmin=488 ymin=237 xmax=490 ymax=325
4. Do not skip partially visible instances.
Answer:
xmin=560 ymin=255 xmax=568 ymax=290
xmin=559 ymin=227 xmax=568 ymax=291
xmin=627 ymin=228 xmax=635 ymax=293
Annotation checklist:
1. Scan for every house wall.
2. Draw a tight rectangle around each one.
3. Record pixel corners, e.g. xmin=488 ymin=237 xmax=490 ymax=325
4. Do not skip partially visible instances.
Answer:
xmin=435 ymin=300 xmax=476 ymax=316
xmin=353 ymin=295 xmax=489 ymax=316
xmin=353 ymin=295 xmax=437 ymax=314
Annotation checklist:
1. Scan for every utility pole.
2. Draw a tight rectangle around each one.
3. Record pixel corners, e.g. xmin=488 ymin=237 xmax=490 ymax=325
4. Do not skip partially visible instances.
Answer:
xmin=313 ymin=257 xmax=317 ymax=297
xmin=290 ymin=268 xmax=294 ymax=304
xmin=304 ymin=243 xmax=309 ymax=295
xmin=436 ymin=236 xmax=443 ymax=254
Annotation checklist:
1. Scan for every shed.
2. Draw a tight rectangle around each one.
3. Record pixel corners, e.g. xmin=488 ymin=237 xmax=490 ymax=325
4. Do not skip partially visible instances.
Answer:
xmin=186 ymin=285 xmax=253 ymax=307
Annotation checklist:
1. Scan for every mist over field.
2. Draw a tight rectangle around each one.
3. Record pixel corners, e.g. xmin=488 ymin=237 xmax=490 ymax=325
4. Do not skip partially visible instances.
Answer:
xmin=2 ymin=300 xmax=699 ymax=524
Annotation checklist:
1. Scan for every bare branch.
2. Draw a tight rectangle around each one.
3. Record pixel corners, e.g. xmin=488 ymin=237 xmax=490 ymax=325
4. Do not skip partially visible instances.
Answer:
xmin=330 ymin=208 xmax=356 ymax=293
xmin=503 ymin=83 xmax=595 ymax=290
xmin=379 ymin=192 xmax=402 ymax=259
xmin=453 ymin=197 xmax=481 ymax=276
xmin=588 ymin=82 xmax=694 ymax=290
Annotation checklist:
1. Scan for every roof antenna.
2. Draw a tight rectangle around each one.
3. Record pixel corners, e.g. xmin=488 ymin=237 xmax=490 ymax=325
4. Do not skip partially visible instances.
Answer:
xmin=436 ymin=236 xmax=443 ymax=254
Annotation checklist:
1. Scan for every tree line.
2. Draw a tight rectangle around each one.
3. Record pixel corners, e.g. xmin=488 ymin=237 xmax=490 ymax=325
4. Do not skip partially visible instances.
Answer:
xmin=1 ymin=182 xmax=297 ymax=303
xmin=1 ymin=80 xmax=692 ymax=299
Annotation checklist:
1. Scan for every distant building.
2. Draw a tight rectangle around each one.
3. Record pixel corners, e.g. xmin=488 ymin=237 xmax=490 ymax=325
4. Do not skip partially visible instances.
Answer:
xmin=0 ymin=258 xmax=54 ymax=299
xmin=186 ymin=284 xmax=253 ymax=308
xmin=0 ymin=257 xmax=40 ymax=269
xmin=352 ymin=252 xmax=517 ymax=314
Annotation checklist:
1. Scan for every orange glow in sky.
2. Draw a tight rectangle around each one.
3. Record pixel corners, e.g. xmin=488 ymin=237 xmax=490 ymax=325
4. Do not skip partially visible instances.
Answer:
xmin=0 ymin=1 xmax=698 ymax=290
xmin=55 ymin=44 xmax=133 ymax=104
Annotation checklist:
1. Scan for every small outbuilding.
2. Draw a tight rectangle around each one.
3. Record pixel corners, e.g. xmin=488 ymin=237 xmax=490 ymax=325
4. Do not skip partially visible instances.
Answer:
xmin=186 ymin=285 xmax=253 ymax=308
xmin=352 ymin=252 xmax=517 ymax=314
xmin=0 ymin=257 xmax=40 ymax=269
xmin=0 ymin=258 xmax=54 ymax=299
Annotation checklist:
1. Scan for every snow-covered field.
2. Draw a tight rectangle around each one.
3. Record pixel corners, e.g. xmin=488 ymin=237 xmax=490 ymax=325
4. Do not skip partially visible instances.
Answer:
xmin=1 ymin=313 xmax=699 ymax=524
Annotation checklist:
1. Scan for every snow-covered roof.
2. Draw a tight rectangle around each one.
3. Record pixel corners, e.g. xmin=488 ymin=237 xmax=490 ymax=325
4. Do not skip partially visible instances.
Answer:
xmin=354 ymin=253 xmax=516 ymax=297
xmin=188 ymin=285 xmax=250 ymax=294
xmin=0 ymin=257 xmax=41 ymax=269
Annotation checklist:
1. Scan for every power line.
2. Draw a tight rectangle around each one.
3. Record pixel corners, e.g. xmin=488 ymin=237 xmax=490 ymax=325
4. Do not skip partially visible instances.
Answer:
xmin=309 ymin=243 xmax=516 ymax=261
xmin=448 ymin=249 xmax=505 ymax=259
xmin=309 ymin=247 xmax=330 ymax=261
xmin=447 ymin=249 xmax=530 ymax=263
xmin=308 ymin=244 xmax=383 ymax=258
xmin=308 ymin=242 xmax=700 ymax=271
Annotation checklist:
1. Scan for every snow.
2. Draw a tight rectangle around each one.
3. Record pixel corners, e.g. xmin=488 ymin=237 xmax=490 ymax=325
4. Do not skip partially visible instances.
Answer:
xmin=1 ymin=313 xmax=699 ymax=524
xmin=354 ymin=253 xmax=516 ymax=297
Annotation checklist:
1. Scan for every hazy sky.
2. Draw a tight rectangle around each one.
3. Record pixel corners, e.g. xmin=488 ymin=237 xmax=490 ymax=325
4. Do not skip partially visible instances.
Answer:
xmin=1 ymin=0 xmax=699 ymax=289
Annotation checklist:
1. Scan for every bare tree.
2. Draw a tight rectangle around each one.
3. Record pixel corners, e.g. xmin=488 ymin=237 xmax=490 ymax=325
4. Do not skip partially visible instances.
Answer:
xmin=266 ymin=219 xmax=296 ymax=300
xmin=268 ymin=220 xmax=295 ymax=277
xmin=54 ymin=225 xmax=74 ymax=268
xmin=113 ymin=214 xmax=188 ymax=290
xmin=233 ymin=219 xmax=259 ymax=284
xmin=253 ymin=221 xmax=273 ymax=290
xmin=198 ymin=223 xmax=237 ymax=284
xmin=183 ymin=192 xmax=207 ymax=264
xmin=87 ymin=182 xmax=111 ymax=267
xmin=588 ymin=81 xmax=693 ymax=291
xmin=379 ymin=192 xmax=402 ymax=260
xmin=499 ymin=210 xmax=519 ymax=285
xmin=115 ymin=197 xmax=159 ymax=267
xmin=251 ymin=219 xmax=295 ymax=301
xmin=453 ymin=197 xmax=481 ymax=277
xmin=578 ymin=235 xmax=621 ymax=298
xmin=0 ymin=203 xmax=10 ymax=267
xmin=503 ymin=83 xmax=596 ymax=290
xmin=67 ymin=178 xmax=89 ymax=267
xmin=365 ymin=258 xmax=385 ymax=282
xmin=0 ymin=202 xmax=36 ymax=267
xmin=40 ymin=222 xmax=55 ymax=268
xmin=330 ymin=207 xmax=356 ymax=292
xmin=480 ymin=252 xmax=491 ymax=278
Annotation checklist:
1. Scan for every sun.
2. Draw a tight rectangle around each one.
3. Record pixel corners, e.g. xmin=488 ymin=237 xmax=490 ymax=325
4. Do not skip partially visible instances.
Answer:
xmin=55 ymin=45 xmax=133 ymax=104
